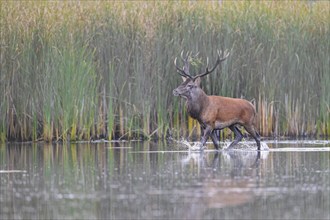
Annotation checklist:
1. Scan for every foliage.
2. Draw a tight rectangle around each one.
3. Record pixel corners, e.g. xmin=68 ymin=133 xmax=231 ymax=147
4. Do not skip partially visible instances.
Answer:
xmin=0 ymin=1 xmax=329 ymax=142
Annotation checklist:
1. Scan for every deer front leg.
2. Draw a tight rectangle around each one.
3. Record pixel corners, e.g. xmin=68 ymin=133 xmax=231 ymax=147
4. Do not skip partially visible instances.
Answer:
xmin=200 ymin=125 xmax=219 ymax=150
xmin=198 ymin=125 xmax=212 ymax=150
xmin=210 ymin=130 xmax=220 ymax=150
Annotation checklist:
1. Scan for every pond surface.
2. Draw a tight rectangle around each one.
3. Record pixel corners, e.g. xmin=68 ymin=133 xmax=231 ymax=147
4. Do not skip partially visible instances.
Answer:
xmin=0 ymin=140 xmax=329 ymax=219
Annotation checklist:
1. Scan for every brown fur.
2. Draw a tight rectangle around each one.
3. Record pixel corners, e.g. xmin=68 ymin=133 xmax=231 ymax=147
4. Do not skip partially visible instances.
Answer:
xmin=203 ymin=96 xmax=257 ymax=129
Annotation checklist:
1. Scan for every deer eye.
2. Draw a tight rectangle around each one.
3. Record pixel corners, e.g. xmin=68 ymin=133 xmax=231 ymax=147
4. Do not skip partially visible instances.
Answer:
xmin=187 ymin=84 xmax=194 ymax=88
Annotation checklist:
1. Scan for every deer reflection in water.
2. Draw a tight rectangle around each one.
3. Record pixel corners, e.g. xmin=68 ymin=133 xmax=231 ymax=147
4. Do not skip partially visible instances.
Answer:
xmin=179 ymin=150 xmax=268 ymax=219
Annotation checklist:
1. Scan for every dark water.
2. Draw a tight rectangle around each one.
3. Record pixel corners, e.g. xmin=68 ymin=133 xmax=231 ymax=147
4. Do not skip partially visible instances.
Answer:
xmin=0 ymin=141 xmax=329 ymax=220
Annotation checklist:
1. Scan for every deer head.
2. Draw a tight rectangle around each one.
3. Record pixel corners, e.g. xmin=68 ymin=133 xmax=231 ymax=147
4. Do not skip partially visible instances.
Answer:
xmin=173 ymin=50 xmax=230 ymax=99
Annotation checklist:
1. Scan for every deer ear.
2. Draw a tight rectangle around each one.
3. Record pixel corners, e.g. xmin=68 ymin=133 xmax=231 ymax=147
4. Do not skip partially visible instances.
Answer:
xmin=194 ymin=77 xmax=201 ymax=86
xmin=181 ymin=76 xmax=187 ymax=82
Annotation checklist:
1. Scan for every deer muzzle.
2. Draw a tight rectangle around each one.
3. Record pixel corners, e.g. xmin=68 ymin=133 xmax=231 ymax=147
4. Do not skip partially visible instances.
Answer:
xmin=173 ymin=89 xmax=180 ymax=96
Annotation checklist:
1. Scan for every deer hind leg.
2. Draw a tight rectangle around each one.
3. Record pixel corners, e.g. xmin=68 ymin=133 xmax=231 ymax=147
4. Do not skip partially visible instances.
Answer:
xmin=243 ymin=125 xmax=261 ymax=151
xmin=226 ymin=125 xmax=243 ymax=150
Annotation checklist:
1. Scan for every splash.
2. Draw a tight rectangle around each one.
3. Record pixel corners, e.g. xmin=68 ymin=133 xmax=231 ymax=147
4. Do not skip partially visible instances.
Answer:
xmin=173 ymin=138 xmax=269 ymax=151
xmin=222 ymin=141 xmax=270 ymax=151
xmin=179 ymin=140 xmax=202 ymax=151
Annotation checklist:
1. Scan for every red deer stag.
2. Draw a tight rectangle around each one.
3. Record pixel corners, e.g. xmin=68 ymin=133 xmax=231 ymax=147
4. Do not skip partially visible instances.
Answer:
xmin=173 ymin=50 xmax=261 ymax=151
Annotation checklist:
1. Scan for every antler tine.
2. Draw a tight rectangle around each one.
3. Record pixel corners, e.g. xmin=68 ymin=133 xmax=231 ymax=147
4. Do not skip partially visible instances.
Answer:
xmin=174 ymin=57 xmax=186 ymax=76
xmin=178 ymin=50 xmax=192 ymax=76
xmin=193 ymin=49 xmax=230 ymax=80
xmin=183 ymin=51 xmax=190 ymax=73
xmin=217 ymin=49 xmax=230 ymax=62
xmin=174 ymin=56 xmax=193 ymax=80
xmin=180 ymin=50 xmax=185 ymax=62
xmin=180 ymin=50 xmax=190 ymax=62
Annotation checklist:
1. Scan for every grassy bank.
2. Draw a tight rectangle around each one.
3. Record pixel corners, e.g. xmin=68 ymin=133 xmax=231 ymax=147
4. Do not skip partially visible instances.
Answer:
xmin=0 ymin=1 xmax=329 ymax=142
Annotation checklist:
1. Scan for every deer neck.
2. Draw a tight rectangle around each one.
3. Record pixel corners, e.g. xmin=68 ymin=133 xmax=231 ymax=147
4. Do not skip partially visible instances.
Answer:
xmin=186 ymin=89 xmax=209 ymax=120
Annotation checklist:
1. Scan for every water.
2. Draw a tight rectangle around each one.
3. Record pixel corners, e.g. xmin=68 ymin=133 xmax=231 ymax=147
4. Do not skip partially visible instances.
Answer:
xmin=0 ymin=140 xmax=329 ymax=219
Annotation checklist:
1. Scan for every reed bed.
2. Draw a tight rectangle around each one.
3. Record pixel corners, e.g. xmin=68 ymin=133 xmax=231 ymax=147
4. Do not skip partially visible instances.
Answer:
xmin=0 ymin=1 xmax=329 ymax=142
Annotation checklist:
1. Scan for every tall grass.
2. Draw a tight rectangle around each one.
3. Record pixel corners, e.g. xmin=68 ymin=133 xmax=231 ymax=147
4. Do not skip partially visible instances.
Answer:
xmin=0 ymin=1 xmax=329 ymax=142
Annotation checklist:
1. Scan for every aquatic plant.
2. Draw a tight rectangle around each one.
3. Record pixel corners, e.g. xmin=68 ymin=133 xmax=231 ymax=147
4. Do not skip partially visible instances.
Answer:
xmin=0 ymin=1 xmax=329 ymax=142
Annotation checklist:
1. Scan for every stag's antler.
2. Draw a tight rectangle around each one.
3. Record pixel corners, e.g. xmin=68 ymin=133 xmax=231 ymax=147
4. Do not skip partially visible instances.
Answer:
xmin=174 ymin=50 xmax=230 ymax=81
xmin=174 ymin=51 xmax=193 ymax=80
xmin=192 ymin=50 xmax=230 ymax=80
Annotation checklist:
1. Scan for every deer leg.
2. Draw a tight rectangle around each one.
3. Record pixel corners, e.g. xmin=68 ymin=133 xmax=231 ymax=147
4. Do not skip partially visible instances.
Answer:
xmin=199 ymin=126 xmax=212 ymax=150
xmin=243 ymin=125 xmax=261 ymax=151
xmin=226 ymin=125 xmax=243 ymax=150
xmin=200 ymin=124 xmax=204 ymax=136
xmin=210 ymin=130 xmax=220 ymax=150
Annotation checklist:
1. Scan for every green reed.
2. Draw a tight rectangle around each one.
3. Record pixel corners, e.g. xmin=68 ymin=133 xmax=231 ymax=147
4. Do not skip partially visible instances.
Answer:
xmin=0 ymin=1 xmax=329 ymax=142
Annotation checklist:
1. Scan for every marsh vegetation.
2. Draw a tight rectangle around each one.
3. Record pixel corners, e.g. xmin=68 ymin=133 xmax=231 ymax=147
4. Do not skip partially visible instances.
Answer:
xmin=1 ymin=1 xmax=329 ymax=142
